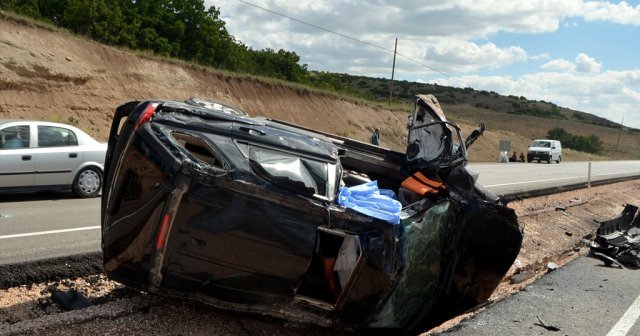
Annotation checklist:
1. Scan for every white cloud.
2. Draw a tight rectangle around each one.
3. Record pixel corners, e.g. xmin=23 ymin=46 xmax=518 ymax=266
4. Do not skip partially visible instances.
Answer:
xmin=541 ymin=59 xmax=576 ymax=72
xmin=211 ymin=0 xmax=640 ymax=127
xmin=420 ymin=40 xmax=528 ymax=72
xmin=427 ymin=69 xmax=640 ymax=129
xmin=214 ymin=0 xmax=638 ymax=79
xmin=563 ymin=20 xmax=580 ymax=28
xmin=575 ymin=53 xmax=602 ymax=73
xmin=622 ymin=86 xmax=640 ymax=101
xmin=540 ymin=53 xmax=602 ymax=74
xmin=531 ymin=53 xmax=551 ymax=61
xmin=580 ymin=1 xmax=640 ymax=25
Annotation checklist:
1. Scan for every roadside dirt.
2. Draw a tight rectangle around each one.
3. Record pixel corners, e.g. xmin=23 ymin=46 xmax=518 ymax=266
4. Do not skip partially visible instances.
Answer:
xmin=2 ymin=180 xmax=639 ymax=335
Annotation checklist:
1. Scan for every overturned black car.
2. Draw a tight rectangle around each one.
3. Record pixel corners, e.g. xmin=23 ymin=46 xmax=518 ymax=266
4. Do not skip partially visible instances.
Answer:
xmin=101 ymin=95 xmax=522 ymax=333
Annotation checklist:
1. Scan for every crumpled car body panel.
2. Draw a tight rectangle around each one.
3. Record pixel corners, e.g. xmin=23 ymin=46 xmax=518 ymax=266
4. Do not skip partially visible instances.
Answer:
xmin=591 ymin=204 xmax=640 ymax=269
xmin=101 ymin=96 xmax=522 ymax=333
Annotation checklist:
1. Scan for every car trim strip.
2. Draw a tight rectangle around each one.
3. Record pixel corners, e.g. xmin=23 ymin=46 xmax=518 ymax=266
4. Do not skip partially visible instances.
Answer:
xmin=0 ymin=170 xmax=72 ymax=176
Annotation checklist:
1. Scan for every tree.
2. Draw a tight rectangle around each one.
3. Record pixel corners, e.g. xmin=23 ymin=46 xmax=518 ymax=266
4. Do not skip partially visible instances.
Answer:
xmin=1 ymin=0 xmax=311 ymax=83
xmin=546 ymin=128 xmax=603 ymax=155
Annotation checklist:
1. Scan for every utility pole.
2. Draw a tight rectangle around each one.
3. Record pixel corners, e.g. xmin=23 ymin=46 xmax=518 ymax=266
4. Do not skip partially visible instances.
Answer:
xmin=615 ymin=117 xmax=624 ymax=152
xmin=388 ymin=38 xmax=397 ymax=107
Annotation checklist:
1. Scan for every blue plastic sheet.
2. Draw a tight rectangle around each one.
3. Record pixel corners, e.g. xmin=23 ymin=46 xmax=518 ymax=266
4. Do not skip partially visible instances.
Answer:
xmin=337 ymin=181 xmax=402 ymax=225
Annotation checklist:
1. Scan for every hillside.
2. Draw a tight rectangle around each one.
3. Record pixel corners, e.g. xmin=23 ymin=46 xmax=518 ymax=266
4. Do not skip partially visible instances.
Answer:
xmin=0 ymin=14 xmax=635 ymax=162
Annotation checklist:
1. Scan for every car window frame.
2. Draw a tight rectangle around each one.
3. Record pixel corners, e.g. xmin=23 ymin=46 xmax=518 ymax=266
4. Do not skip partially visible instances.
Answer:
xmin=36 ymin=125 xmax=79 ymax=148
xmin=0 ymin=124 xmax=32 ymax=150
xmin=238 ymin=142 xmax=340 ymax=201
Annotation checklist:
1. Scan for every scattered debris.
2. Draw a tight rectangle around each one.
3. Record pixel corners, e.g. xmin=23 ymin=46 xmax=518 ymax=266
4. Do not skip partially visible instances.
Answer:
xmin=509 ymin=259 xmax=537 ymax=284
xmin=521 ymin=199 xmax=588 ymax=217
xmin=546 ymin=262 xmax=559 ymax=271
xmin=590 ymin=204 xmax=640 ymax=269
xmin=591 ymin=252 xmax=625 ymax=269
xmin=534 ymin=316 xmax=561 ymax=332
xmin=554 ymin=223 xmax=573 ymax=236
xmin=51 ymin=288 xmax=92 ymax=310
xmin=510 ymin=270 xmax=536 ymax=284
xmin=513 ymin=259 xmax=524 ymax=272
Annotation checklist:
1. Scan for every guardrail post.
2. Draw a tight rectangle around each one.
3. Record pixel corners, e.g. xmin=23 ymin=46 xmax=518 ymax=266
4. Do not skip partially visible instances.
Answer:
xmin=587 ymin=161 xmax=592 ymax=188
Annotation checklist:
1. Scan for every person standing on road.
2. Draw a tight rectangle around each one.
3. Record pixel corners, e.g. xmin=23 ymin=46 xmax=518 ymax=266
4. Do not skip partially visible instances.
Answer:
xmin=371 ymin=128 xmax=380 ymax=146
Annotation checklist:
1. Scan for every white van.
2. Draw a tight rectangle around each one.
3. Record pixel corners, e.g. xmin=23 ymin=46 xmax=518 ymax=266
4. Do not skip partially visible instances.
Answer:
xmin=527 ymin=139 xmax=562 ymax=163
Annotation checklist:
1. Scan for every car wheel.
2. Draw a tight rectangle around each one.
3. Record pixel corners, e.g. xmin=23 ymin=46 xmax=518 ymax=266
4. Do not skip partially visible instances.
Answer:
xmin=557 ymin=156 xmax=561 ymax=164
xmin=73 ymin=167 xmax=102 ymax=198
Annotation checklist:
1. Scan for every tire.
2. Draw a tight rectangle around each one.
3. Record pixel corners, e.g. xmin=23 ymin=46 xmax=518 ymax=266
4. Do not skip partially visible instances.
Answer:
xmin=557 ymin=156 xmax=561 ymax=164
xmin=73 ymin=167 xmax=102 ymax=198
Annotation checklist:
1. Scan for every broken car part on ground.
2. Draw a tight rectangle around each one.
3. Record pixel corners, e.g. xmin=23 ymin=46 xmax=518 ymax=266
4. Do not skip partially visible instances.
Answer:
xmin=591 ymin=204 xmax=640 ymax=268
xmin=100 ymin=95 xmax=523 ymax=333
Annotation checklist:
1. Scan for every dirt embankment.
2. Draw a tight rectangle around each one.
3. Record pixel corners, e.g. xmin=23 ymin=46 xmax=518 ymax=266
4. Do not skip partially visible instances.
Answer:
xmin=0 ymin=15 xmax=409 ymax=151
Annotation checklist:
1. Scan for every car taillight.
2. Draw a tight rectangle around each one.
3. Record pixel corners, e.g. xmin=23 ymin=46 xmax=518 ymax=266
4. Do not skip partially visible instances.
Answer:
xmin=134 ymin=103 xmax=158 ymax=130
xmin=155 ymin=213 xmax=172 ymax=251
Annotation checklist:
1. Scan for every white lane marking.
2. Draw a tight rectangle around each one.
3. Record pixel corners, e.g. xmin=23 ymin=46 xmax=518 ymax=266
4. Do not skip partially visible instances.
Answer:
xmin=0 ymin=226 xmax=100 ymax=240
xmin=607 ymin=293 xmax=640 ymax=336
xmin=484 ymin=170 xmax=640 ymax=187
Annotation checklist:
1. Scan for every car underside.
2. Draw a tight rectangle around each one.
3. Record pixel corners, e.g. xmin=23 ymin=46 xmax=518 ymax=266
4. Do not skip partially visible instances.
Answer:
xmin=101 ymin=96 xmax=522 ymax=333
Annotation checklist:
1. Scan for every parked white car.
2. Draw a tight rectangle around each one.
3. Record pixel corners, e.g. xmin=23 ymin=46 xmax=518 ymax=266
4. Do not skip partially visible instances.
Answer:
xmin=0 ymin=120 xmax=107 ymax=197
xmin=527 ymin=139 xmax=562 ymax=163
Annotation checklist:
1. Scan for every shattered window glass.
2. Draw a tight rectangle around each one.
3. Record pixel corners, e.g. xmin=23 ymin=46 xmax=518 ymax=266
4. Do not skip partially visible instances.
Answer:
xmin=249 ymin=146 xmax=338 ymax=200
xmin=449 ymin=124 xmax=465 ymax=160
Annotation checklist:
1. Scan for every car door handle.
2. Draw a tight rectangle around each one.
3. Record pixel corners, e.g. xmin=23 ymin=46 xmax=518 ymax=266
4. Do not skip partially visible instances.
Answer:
xmin=22 ymin=155 xmax=31 ymax=161
xmin=69 ymin=153 xmax=78 ymax=158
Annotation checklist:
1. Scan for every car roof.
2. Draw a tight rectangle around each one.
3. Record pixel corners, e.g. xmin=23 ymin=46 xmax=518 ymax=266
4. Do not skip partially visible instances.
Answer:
xmin=0 ymin=120 xmax=80 ymax=129
xmin=0 ymin=119 xmax=101 ymax=143
xmin=0 ymin=119 xmax=23 ymax=126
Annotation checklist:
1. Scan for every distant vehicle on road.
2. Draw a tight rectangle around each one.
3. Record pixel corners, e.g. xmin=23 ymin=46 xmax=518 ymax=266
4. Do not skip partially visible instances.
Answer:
xmin=0 ymin=120 xmax=107 ymax=197
xmin=527 ymin=139 xmax=562 ymax=163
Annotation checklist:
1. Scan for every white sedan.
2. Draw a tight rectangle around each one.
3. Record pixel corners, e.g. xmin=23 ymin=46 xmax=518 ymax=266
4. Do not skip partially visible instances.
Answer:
xmin=0 ymin=120 xmax=107 ymax=197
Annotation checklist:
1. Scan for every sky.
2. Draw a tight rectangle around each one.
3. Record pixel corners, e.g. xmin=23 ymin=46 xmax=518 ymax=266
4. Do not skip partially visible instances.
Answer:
xmin=208 ymin=0 xmax=640 ymax=129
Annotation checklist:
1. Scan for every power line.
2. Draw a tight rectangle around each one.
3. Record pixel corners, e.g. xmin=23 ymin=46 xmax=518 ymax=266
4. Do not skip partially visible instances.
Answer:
xmin=233 ymin=0 xmax=455 ymax=79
